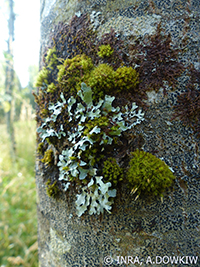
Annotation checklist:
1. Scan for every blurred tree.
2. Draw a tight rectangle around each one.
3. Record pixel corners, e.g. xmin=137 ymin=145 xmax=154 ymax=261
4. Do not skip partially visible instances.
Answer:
xmin=5 ymin=0 xmax=16 ymax=160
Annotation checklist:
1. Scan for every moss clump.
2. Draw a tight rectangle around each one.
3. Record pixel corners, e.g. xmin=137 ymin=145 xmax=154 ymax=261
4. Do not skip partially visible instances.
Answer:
xmin=47 ymin=82 xmax=57 ymax=93
xmin=87 ymin=64 xmax=140 ymax=101
xmin=115 ymin=66 xmax=139 ymax=92
xmin=57 ymin=54 xmax=94 ymax=95
xmin=127 ymin=150 xmax=175 ymax=198
xmin=41 ymin=149 xmax=54 ymax=166
xmin=46 ymin=179 xmax=60 ymax=199
xmin=34 ymin=67 xmax=50 ymax=88
xmin=103 ymin=157 xmax=124 ymax=186
xmin=87 ymin=64 xmax=115 ymax=100
xmin=97 ymin=44 xmax=114 ymax=58
xmin=83 ymin=116 xmax=109 ymax=137
xmin=37 ymin=142 xmax=45 ymax=155
xmin=45 ymin=47 xmax=58 ymax=69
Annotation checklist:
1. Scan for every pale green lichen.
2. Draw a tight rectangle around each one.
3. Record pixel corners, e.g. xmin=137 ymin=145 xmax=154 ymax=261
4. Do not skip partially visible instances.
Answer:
xmin=37 ymin=82 xmax=144 ymax=215
xmin=76 ymin=176 xmax=116 ymax=217
xmin=57 ymin=83 xmax=144 ymax=188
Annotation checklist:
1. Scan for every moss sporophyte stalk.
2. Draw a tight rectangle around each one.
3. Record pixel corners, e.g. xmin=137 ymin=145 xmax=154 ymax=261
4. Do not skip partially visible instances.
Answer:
xmin=34 ymin=13 xmax=183 ymax=216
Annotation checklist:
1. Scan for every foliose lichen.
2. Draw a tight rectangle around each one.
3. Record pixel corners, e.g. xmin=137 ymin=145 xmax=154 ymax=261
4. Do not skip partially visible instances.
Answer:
xmin=36 ymin=81 xmax=144 ymax=215
xmin=34 ymin=13 xmax=184 ymax=216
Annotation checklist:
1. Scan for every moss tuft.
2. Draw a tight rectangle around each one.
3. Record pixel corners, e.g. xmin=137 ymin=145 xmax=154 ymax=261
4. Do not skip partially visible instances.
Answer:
xmin=46 ymin=179 xmax=60 ymax=199
xmin=115 ymin=66 xmax=139 ymax=92
xmin=87 ymin=64 xmax=115 ymax=100
xmin=87 ymin=64 xmax=139 ymax=101
xmin=37 ymin=142 xmax=45 ymax=155
xmin=45 ymin=47 xmax=58 ymax=69
xmin=127 ymin=150 xmax=175 ymax=198
xmin=103 ymin=157 xmax=124 ymax=186
xmin=47 ymin=82 xmax=57 ymax=93
xmin=34 ymin=67 xmax=50 ymax=88
xmin=97 ymin=44 xmax=114 ymax=58
xmin=41 ymin=149 xmax=54 ymax=166
xmin=57 ymin=54 xmax=94 ymax=95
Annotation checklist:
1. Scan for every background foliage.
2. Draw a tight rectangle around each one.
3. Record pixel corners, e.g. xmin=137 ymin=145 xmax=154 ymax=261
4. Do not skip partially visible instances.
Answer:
xmin=0 ymin=121 xmax=38 ymax=267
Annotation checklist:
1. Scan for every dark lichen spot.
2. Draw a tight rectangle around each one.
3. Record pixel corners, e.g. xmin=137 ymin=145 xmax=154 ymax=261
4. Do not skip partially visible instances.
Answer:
xmin=173 ymin=66 xmax=200 ymax=137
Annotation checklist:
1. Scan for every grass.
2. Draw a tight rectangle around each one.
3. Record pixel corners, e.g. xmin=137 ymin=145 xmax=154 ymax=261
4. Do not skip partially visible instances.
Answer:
xmin=0 ymin=120 xmax=38 ymax=267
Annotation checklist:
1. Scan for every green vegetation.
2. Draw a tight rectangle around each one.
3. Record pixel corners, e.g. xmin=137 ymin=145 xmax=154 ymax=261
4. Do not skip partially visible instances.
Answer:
xmin=103 ymin=157 xmax=124 ymax=186
xmin=87 ymin=63 xmax=115 ymax=100
xmin=35 ymin=46 xmax=140 ymax=106
xmin=37 ymin=82 xmax=144 ymax=216
xmin=34 ymin=67 xmax=50 ymax=88
xmin=0 ymin=121 xmax=38 ymax=267
xmin=41 ymin=149 xmax=54 ymax=165
xmin=57 ymin=54 xmax=94 ymax=95
xmin=97 ymin=44 xmax=114 ymax=58
xmin=46 ymin=179 xmax=60 ymax=199
xmin=34 ymin=15 xmax=182 ymax=217
xmin=127 ymin=150 xmax=175 ymax=198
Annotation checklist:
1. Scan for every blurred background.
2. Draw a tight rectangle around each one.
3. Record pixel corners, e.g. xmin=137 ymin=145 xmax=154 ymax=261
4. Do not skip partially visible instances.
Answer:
xmin=0 ymin=0 xmax=40 ymax=266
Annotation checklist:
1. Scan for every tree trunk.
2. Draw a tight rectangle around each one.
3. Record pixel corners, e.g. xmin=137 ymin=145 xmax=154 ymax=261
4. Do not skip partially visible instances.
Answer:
xmin=36 ymin=1 xmax=200 ymax=266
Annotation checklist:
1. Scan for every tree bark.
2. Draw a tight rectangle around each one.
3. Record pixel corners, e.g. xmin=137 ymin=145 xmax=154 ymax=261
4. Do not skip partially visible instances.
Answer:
xmin=36 ymin=1 xmax=200 ymax=266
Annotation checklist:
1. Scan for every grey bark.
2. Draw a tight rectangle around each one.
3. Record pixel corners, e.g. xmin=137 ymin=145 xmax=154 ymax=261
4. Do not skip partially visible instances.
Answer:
xmin=37 ymin=1 xmax=200 ymax=266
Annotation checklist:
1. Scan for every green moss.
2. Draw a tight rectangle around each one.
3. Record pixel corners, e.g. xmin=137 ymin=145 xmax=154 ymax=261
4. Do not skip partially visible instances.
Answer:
xmin=47 ymin=82 xmax=57 ymax=93
xmin=127 ymin=150 xmax=175 ymax=198
xmin=97 ymin=44 xmax=114 ymax=58
xmin=81 ymin=146 xmax=104 ymax=166
xmin=41 ymin=149 xmax=54 ymax=166
xmin=40 ymin=108 xmax=49 ymax=118
xmin=34 ymin=67 xmax=50 ymax=88
xmin=46 ymin=179 xmax=60 ymax=199
xmin=45 ymin=47 xmax=58 ymax=69
xmin=83 ymin=116 xmax=109 ymax=137
xmin=87 ymin=64 xmax=140 ymax=101
xmin=87 ymin=64 xmax=115 ymax=100
xmin=57 ymin=54 xmax=94 ymax=95
xmin=103 ymin=157 xmax=124 ymax=186
xmin=115 ymin=66 xmax=139 ymax=92
xmin=37 ymin=142 xmax=45 ymax=155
